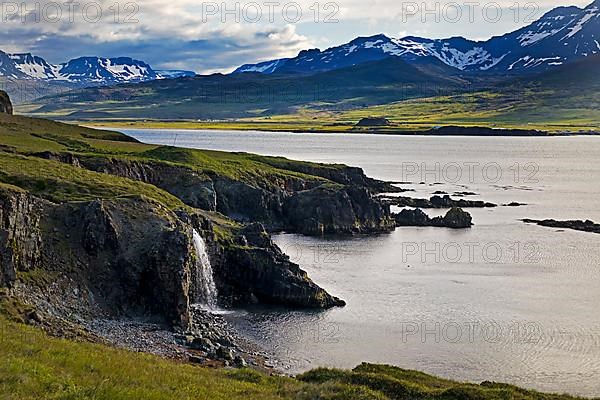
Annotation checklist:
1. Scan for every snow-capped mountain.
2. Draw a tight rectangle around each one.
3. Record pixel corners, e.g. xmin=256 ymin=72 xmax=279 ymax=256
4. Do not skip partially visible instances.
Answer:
xmin=235 ymin=58 xmax=290 ymax=74
xmin=0 ymin=52 xmax=195 ymax=86
xmin=54 ymin=57 xmax=157 ymax=83
xmin=155 ymin=70 xmax=196 ymax=79
xmin=234 ymin=0 xmax=599 ymax=75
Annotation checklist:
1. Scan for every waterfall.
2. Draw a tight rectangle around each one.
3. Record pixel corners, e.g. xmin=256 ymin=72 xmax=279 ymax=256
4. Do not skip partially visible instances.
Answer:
xmin=191 ymin=229 xmax=218 ymax=310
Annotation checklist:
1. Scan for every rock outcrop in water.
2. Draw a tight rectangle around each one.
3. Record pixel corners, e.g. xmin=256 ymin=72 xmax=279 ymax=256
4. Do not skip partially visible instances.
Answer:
xmin=214 ymin=223 xmax=345 ymax=307
xmin=522 ymin=218 xmax=600 ymax=234
xmin=393 ymin=207 xmax=473 ymax=229
xmin=383 ymin=195 xmax=496 ymax=209
xmin=0 ymin=91 xmax=12 ymax=114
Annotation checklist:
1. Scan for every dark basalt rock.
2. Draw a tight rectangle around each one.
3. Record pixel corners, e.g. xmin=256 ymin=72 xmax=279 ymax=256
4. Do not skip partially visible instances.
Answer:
xmin=394 ymin=207 xmax=472 ymax=229
xmin=2 ymin=184 xmax=346 ymax=335
xmin=384 ymin=194 xmax=496 ymax=209
xmin=0 ymin=186 xmax=44 ymax=287
xmin=35 ymin=152 xmax=395 ymax=236
xmin=1 ymin=187 xmax=194 ymax=326
xmin=212 ymin=222 xmax=345 ymax=308
xmin=284 ymin=185 xmax=395 ymax=235
xmin=356 ymin=117 xmax=391 ymax=127
xmin=437 ymin=207 xmax=473 ymax=229
xmin=393 ymin=208 xmax=431 ymax=226
xmin=522 ymin=218 xmax=600 ymax=234
xmin=0 ymin=91 xmax=12 ymax=114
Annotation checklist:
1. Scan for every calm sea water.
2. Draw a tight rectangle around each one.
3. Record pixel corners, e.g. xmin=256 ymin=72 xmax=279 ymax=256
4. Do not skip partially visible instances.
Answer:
xmin=120 ymin=128 xmax=600 ymax=396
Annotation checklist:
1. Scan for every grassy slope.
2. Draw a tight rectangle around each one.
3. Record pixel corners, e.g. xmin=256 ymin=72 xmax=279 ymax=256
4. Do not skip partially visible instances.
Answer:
xmin=0 ymin=315 xmax=589 ymax=400
xmin=336 ymin=56 xmax=600 ymax=132
xmin=44 ymin=56 xmax=599 ymax=134
xmin=0 ymin=113 xmax=349 ymax=208
xmin=19 ymin=58 xmax=465 ymax=120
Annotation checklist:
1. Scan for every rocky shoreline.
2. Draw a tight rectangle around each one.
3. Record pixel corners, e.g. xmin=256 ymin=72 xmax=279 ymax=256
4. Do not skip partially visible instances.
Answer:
xmin=0 ymin=106 xmax=529 ymax=376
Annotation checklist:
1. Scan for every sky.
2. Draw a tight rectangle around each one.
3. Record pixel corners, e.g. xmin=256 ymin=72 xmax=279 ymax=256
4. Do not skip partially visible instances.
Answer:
xmin=0 ymin=0 xmax=593 ymax=73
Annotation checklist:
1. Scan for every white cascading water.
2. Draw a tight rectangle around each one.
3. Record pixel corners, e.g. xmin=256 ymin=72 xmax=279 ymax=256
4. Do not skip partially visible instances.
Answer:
xmin=191 ymin=229 xmax=218 ymax=310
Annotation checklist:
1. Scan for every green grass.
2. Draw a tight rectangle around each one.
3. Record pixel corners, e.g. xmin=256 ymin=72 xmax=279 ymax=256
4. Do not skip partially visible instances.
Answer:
xmin=54 ymin=56 xmax=599 ymax=134
xmin=0 ymin=316 xmax=590 ymax=400
xmin=0 ymin=152 xmax=185 ymax=209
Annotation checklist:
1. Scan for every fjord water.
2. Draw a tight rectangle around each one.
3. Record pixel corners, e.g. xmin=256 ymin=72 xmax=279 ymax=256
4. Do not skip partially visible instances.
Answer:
xmin=122 ymin=129 xmax=600 ymax=396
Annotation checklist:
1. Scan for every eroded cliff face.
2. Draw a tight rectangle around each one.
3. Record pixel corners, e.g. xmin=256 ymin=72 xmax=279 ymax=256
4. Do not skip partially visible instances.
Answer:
xmin=38 ymin=153 xmax=218 ymax=211
xmin=0 ymin=186 xmax=44 ymax=287
xmin=0 ymin=91 xmax=12 ymax=115
xmin=0 ymin=185 xmax=344 ymax=330
xmin=35 ymin=152 xmax=395 ymax=235
xmin=208 ymin=223 xmax=345 ymax=308
xmin=1 ymin=186 xmax=195 ymax=327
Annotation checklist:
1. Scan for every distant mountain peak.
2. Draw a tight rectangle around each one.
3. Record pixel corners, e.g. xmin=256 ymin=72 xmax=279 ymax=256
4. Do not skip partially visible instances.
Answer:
xmin=0 ymin=52 xmax=196 ymax=86
xmin=234 ymin=1 xmax=599 ymax=75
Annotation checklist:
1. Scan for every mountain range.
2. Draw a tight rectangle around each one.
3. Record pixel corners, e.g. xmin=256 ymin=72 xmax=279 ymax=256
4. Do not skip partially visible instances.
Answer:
xmin=0 ymin=52 xmax=195 ymax=86
xmin=17 ymin=0 xmax=600 ymax=131
xmin=235 ymin=0 xmax=599 ymax=75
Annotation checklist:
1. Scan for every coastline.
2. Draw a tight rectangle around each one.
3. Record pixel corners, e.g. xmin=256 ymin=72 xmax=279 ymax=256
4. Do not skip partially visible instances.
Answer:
xmin=79 ymin=121 xmax=600 ymax=136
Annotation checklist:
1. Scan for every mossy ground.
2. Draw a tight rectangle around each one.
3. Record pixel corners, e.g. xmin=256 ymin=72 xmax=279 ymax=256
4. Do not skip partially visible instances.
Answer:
xmin=0 ymin=315 xmax=590 ymax=400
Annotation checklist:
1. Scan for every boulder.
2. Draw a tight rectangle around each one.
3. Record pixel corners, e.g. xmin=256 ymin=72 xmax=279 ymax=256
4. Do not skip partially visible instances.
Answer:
xmin=0 ymin=91 xmax=12 ymax=114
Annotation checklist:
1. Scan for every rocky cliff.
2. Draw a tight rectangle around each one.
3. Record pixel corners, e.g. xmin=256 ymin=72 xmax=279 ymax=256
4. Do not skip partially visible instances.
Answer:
xmin=0 ymin=91 xmax=12 ymax=114
xmin=1 ymin=115 xmax=405 ymax=358
xmin=0 ymin=185 xmax=43 ymax=287
xmin=211 ymin=223 xmax=345 ymax=307
xmin=0 ymin=184 xmax=344 ymax=331
xmin=36 ymin=152 xmax=396 ymax=235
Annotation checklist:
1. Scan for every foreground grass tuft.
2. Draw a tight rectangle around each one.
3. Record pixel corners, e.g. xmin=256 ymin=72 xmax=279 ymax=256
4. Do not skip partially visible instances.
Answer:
xmin=0 ymin=316 xmax=590 ymax=400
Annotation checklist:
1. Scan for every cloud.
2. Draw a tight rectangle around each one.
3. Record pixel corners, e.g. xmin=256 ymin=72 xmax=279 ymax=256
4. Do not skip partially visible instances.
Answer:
xmin=0 ymin=0 xmax=314 ymax=72
xmin=0 ymin=0 xmax=593 ymax=72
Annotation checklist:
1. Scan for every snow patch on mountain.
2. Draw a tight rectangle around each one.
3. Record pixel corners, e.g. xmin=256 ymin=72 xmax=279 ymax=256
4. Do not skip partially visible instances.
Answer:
xmin=0 ymin=52 xmax=195 ymax=86
xmin=234 ymin=58 xmax=289 ymax=73
xmin=233 ymin=0 xmax=599 ymax=75
xmin=518 ymin=29 xmax=562 ymax=46
xmin=564 ymin=9 xmax=597 ymax=38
